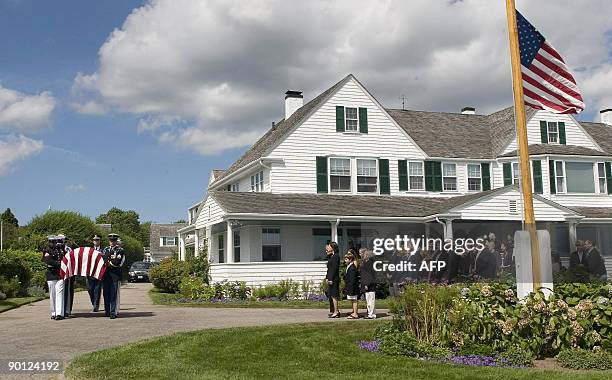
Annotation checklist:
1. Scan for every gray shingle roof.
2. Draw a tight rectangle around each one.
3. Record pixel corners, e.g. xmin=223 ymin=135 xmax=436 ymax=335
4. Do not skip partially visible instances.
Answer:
xmin=214 ymin=74 xmax=353 ymax=182
xmin=581 ymin=122 xmax=612 ymax=154
xmin=212 ymin=169 xmax=225 ymax=180
xmin=569 ymin=207 xmax=612 ymax=219
xmin=500 ymin=144 xmax=612 ymax=158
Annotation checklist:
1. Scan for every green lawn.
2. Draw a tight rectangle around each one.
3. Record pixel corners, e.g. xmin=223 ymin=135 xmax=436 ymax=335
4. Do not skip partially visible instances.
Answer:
xmin=0 ymin=296 xmax=44 ymax=313
xmin=149 ymin=289 xmax=392 ymax=309
xmin=66 ymin=322 xmax=610 ymax=380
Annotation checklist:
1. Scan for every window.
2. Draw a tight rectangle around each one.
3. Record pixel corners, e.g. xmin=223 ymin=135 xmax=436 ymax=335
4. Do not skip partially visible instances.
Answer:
xmin=230 ymin=183 xmax=239 ymax=192
xmin=408 ymin=162 xmax=424 ymax=190
xmin=250 ymin=171 xmax=264 ymax=192
xmin=160 ymin=237 xmax=177 ymax=246
xmin=565 ymin=162 xmax=595 ymax=193
xmin=345 ymin=107 xmax=358 ymax=132
xmin=597 ymin=163 xmax=607 ymax=194
xmin=356 ymin=159 xmax=377 ymax=193
xmin=218 ymin=235 xmax=224 ymax=263
xmin=233 ymin=231 xmax=240 ymax=263
xmin=555 ymin=161 xmax=565 ymax=193
xmin=262 ymin=228 xmax=281 ymax=261
xmin=442 ymin=163 xmax=457 ymax=191
xmin=512 ymin=162 xmax=520 ymax=186
xmin=547 ymin=122 xmax=558 ymax=143
xmin=329 ymin=158 xmax=351 ymax=192
xmin=467 ymin=164 xmax=482 ymax=191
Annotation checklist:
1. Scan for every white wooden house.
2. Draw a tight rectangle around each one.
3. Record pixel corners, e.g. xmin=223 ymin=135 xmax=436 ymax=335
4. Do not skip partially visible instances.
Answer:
xmin=177 ymin=74 xmax=612 ymax=285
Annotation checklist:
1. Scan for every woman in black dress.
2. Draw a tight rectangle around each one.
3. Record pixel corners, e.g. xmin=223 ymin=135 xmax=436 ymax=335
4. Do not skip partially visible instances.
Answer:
xmin=344 ymin=250 xmax=360 ymax=319
xmin=325 ymin=242 xmax=340 ymax=318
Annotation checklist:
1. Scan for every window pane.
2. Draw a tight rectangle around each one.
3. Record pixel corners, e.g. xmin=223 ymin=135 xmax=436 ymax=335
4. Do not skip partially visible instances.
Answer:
xmin=330 ymin=176 xmax=351 ymax=191
xmin=467 ymin=164 xmax=481 ymax=178
xmin=468 ymin=178 xmax=481 ymax=191
xmin=262 ymin=228 xmax=280 ymax=245
xmin=346 ymin=119 xmax=358 ymax=131
xmin=599 ymin=178 xmax=607 ymax=194
xmin=565 ymin=162 xmax=595 ymax=193
xmin=442 ymin=163 xmax=456 ymax=177
xmin=357 ymin=176 xmax=377 ymax=193
xmin=409 ymin=162 xmax=423 ymax=175
xmin=555 ymin=161 xmax=564 ymax=175
xmin=330 ymin=158 xmax=351 ymax=175
xmin=443 ymin=177 xmax=457 ymax=191
xmin=556 ymin=177 xmax=564 ymax=193
xmin=410 ymin=176 xmax=424 ymax=190
xmin=262 ymin=246 xmax=281 ymax=261
xmin=346 ymin=107 xmax=357 ymax=119
xmin=357 ymin=159 xmax=377 ymax=176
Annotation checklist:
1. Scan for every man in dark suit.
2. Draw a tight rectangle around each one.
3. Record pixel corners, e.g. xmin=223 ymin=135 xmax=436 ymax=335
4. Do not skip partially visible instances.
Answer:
xmin=325 ymin=241 xmax=340 ymax=318
xmin=474 ymin=241 xmax=497 ymax=280
xmin=569 ymin=240 xmax=587 ymax=269
xmin=584 ymin=240 xmax=608 ymax=281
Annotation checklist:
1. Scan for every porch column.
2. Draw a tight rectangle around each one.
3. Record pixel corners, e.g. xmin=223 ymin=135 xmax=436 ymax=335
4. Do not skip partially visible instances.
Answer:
xmin=194 ymin=230 xmax=200 ymax=257
xmin=443 ymin=219 xmax=454 ymax=240
xmin=178 ymin=234 xmax=186 ymax=261
xmin=205 ymin=226 xmax=212 ymax=259
xmin=568 ymin=219 xmax=578 ymax=251
xmin=226 ymin=220 xmax=234 ymax=263
xmin=425 ymin=223 xmax=431 ymax=240
xmin=331 ymin=219 xmax=339 ymax=243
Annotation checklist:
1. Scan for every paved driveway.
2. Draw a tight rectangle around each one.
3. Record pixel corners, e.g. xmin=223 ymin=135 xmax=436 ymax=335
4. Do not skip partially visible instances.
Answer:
xmin=1 ymin=282 xmax=384 ymax=375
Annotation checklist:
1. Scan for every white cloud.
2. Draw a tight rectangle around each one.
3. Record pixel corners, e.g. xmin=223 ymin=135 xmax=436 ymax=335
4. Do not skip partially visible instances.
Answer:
xmin=65 ymin=184 xmax=87 ymax=192
xmin=0 ymin=134 xmax=43 ymax=176
xmin=0 ymin=86 xmax=56 ymax=133
xmin=74 ymin=0 xmax=612 ymax=154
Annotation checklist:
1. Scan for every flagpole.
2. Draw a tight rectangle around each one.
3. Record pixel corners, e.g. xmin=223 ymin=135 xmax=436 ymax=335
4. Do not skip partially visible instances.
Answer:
xmin=505 ymin=0 xmax=542 ymax=290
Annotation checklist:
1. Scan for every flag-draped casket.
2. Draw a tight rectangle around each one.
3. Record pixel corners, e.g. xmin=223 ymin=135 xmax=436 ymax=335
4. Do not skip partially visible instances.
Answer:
xmin=60 ymin=247 xmax=106 ymax=280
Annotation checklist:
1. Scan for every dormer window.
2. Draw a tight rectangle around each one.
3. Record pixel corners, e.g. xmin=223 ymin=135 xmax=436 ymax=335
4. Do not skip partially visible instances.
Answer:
xmin=345 ymin=107 xmax=358 ymax=131
xmin=250 ymin=171 xmax=264 ymax=192
xmin=547 ymin=122 xmax=559 ymax=143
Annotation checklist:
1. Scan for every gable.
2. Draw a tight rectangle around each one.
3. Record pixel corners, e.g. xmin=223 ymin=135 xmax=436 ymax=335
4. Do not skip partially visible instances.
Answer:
xmin=195 ymin=194 xmax=226 ymax=229
xmin=501 ymin=110 xmax=602 ymax=155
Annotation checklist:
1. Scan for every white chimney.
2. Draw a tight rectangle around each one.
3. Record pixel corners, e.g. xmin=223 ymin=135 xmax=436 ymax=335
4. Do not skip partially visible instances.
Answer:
xmin=461 ymin=106 xmax=476 ymax=115
xmin=285 ymin=90 xmax=303 ymax=119
xmin=600 ymin=109 xmax=612 ymax=126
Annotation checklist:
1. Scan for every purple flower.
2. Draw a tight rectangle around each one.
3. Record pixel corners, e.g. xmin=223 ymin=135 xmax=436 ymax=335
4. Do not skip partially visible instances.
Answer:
xmin=357 ymin=339 xmax=381 ymax=353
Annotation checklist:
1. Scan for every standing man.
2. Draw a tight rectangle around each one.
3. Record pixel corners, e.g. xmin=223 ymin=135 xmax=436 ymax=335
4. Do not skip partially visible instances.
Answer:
xmin=57 ymin=234 xmax=75 ymax=318
xmin=43 ymin=235 xmax=64 ymax=320
xmin=87 ymin=235 xmax=103 ymax=312
xmin=102 ymin=233 xmax=125 ymax=319
xmin=584 ymin=240 xmax=608 ymax=281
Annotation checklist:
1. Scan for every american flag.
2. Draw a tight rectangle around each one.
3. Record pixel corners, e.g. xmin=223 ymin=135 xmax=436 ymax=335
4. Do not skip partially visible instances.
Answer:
xmin=60 ymin=247 xmax=107 ymax=280
xmin=516 ymin=10 xmax=584 ymax=114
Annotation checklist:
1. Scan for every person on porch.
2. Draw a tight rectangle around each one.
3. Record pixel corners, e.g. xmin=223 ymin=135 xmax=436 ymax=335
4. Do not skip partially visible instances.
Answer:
xmin=344 ymin=250 xmax=360 ymax=319
xmin=325 ymin=241 xmax=340 ymax=318
xmin=569 ymin=240 xmax=587 ymax=270
xmin=583 ymin=240 xmax=608 ymax=281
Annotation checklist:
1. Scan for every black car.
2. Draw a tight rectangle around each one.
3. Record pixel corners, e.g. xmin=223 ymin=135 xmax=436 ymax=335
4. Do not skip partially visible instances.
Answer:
xmin=128 ymin=261 xmax=153 ymax=282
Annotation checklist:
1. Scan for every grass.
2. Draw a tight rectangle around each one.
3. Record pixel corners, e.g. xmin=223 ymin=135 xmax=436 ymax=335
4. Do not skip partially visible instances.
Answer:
xmin=66 ymin=322 xmax=611 ymax=380
xmin=0 ymin=296 xmax=44 ymax=313
xmin=149 ymin=288 xmax=392 ymax=309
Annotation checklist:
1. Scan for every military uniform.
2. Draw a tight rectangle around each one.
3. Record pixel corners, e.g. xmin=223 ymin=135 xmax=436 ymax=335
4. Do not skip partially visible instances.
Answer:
xmin=56 ymin=235 xmax=75 ymax=317
xmin=87 ymin=235 xmax=103 ymax=312
xmin=42 ymin=236 xmax=64 ymax=320
xmin=102 ymin=234 xmax=125 ymax=319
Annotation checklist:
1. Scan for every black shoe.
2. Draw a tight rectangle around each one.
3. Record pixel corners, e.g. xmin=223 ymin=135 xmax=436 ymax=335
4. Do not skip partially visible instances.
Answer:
xmin=55 ymin=316 xmax=64 ymax=320
xmin=93 ymin=308 xmax=99 ymax=312
xmin=51 ymin=316 xmax=56 ymax=320
xmin=110 ymin=314 xmax=117 ymax=319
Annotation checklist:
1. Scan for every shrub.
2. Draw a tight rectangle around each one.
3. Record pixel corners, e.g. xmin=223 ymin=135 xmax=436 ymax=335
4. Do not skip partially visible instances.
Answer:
xmin=179 ymin=276 xmax=215 ymax=300
xmin=149 ymin=258 xmax=190 ymax=293
xmin=27 ymin=285 xmax=47 ymax=298
xmin=456 ymin=342 xmax=498 ymax=357
xmin=0 ymin=253 xmax=33 ymax=296
xmin=31 ymin=271 xmax=47 ymax=289
xmin=213 ymin=281 xmax=249 ymax=300
xmin=390 ymin=283 xmax=459 ymax=344
xmin=0 ymin=276 xmax=21 ymax=298
xmin=556 ymin=348 xmax=612 ymax=370
xmin=27 ymin=210 xmax=106 ymax=249
xmin=0 ymin=291 xmax=6 ymax=301
xmin=187 ymin=250 xmax=210 ymax=283
xmin=498 ymin=346 xmax=534 ymax=367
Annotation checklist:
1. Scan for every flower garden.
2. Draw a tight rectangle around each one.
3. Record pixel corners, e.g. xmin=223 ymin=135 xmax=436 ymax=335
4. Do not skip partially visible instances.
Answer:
xmin=358 ymin=281 xmax=612 ymax=371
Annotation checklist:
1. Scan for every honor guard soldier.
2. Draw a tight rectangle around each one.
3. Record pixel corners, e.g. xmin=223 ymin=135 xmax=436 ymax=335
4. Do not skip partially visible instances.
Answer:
xmin=87 ymin=235 xmax=103 ymax=312
xmin=42 ymin=235 xmax=64 ymax=320
xmin=56 ymin=234 xmax=75 ymax=317
xmin=102 ymin=233 xmax=124 ymax=319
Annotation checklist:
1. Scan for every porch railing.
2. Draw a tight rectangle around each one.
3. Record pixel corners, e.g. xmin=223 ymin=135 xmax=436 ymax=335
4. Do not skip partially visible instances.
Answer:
xmin=209 ymin=261 xmax=328 ymax=286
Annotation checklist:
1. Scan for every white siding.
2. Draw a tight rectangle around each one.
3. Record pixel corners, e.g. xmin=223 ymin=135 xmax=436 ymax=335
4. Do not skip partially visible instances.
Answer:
xmin=502 ymin=111 xmax=601 ymax=154
xmin=209 ymin=262 xmax=327 ymax=286
xmin=452 ymin=189 xmax=572 ymax=221
xmin=269 ymin=78 xmax=426 ymax=195
xmin=195 ymin=195 xmax=225 ymax=229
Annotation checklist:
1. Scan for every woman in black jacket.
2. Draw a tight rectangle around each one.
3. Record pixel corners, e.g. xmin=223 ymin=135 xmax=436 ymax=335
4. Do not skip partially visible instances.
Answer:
xmin=344 ymin=250 xmax=360 ymax=319
xmin=325 ymin=241 xmax=340 ymax=318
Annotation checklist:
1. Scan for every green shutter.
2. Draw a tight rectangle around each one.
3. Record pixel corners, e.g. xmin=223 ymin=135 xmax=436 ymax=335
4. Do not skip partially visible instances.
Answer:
xmin=398 ymin=160 xmax=408 ymax=191
xmin=532 ymin=160 xmax=543 ymax=194
xmin=359 ymin=107 xmax=368 ymax=133
xmin=425 ymin=161 xmax=442 ymax=192
xmin=379 ymin=159 xmax=390 ymax=194
xmin=481 ymin=163 xmax=491 ymax=191
xmin=316 ymin=156 xmax=328 ymax=193
xmin=606 ymin=162 xmax=612 ymax=195
xmin=549 ymin=160 xmax=556 ymax=194
xmin=335 ymin=106 xmax=345 ymax=132
xmin=558 ymin=122 xmax=566 ymax=145
xmin=503 ymin=163 xmax=513 ymax=186
xmin=540 ymin=120 xmax=548 ymax=143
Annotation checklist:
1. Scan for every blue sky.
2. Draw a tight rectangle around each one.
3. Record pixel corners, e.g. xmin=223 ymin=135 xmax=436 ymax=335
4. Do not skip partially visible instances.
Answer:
xmin=0 ymin=0 xmax=610 ymax=225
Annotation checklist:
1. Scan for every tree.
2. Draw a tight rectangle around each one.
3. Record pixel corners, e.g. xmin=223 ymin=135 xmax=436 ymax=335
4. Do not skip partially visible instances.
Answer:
xmin=174 ymin=219 xmax=187 ymax=224
xmin=27 ymin=210 xmax=107 ymax=249
xmin=139 ymin=221 xmax=151 ymax=247
xmin=96 ymin=208 xmax=141 ymax=239
xmin=1 ymin=208 xmax=18 ymax=227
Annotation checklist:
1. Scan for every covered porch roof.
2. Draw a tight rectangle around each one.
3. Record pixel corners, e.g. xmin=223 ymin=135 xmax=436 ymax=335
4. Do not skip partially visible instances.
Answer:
xmin=208 ymin=186 xmax=594 ymax=223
